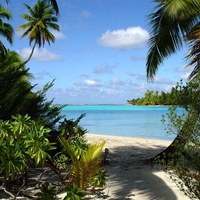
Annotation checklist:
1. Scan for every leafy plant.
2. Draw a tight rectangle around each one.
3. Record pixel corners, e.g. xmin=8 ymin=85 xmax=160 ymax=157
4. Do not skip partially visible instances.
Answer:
xmin=70 ymin=139 xmax=88 ymax=159
xmin=91 ymin=168 xmax=108 ymax=189
xmin=63 ymin=183 xmax=85 ymax=200
xmin=0 ymin=114 xmax=55 ymax=184
xmin=59 ymin=113 xmax=87 ymax=140
xmin=35 ymin=183 xmax=57 ymax=200
xmin=159 ymin=76 xmax=200 ymax=199
xmin=0 ymin=50 xmax=65 ymax=130
xmin=58 ymin=136 xmax=106 ymax=190
xmin=53 ymin=153 xmax=69 ymax=170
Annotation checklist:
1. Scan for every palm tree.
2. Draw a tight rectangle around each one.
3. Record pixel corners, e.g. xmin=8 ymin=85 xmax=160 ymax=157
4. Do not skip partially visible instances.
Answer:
xmin=0 ymin=4 xmax=14 ymax=55
xmin=17 ymin=0 xmax=59 ymax=65
xmin=146 ymin=0 xmax=200 ymax=162
xmin=0 ymin=50 xmax=33 ymax=120
xmin=5 ymin=0 xmax=59 ymax=15
xmin=0 ymin=50 xmax=64 ymax=128
xmin=47 ymin=0 xmax=59 ymax=15
xmin=146 ymin=0 xmax=200 ymax=81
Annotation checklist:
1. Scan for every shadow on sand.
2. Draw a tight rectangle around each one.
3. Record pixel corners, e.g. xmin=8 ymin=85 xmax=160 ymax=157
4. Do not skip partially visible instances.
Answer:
xmin=96 ymin=143 xmax=179 ymax=200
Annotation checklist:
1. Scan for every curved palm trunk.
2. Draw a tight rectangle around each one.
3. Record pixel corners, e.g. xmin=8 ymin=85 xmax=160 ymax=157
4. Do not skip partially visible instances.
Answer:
xmin=23 ymin=41 xmax=36 ymax=65
xmin=151 ymin=112 xmax=197 ymax=164
xmin=151 ymin=132 xmax=186 ymax=163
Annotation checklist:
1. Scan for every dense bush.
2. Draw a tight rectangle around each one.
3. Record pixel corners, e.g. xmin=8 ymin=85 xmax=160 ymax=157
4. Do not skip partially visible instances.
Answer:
xmin=158 ymin=76 xmax=200 ymax=199
xmin=0 ymin=115 xmax=54 ymax=186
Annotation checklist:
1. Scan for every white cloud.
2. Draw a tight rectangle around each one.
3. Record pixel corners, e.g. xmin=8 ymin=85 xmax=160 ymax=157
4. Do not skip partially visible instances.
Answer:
xmin=51 ymin=30 xmax=67 ymax=40
xmin=153 ymin=76 xmax=175 ymax=85
xmin=85 ymin=79 xmax=99 ymax=86
xmin=74 ymin=78 xmax=102 ymax=87
xmin=173 ymin=65 xmax=193 ymax=80
xmin=98 ymin=26 xmax=150 ymax=50
xmin=174 ymin=66 xmax=187 ymax=72
xmin=44 ymin=75 xmax=178 ymax=104
xmin=110 ymin=76 xmax=125 ymax=85
xmin=180 ymin=72 xmax=190 ymax=80
xmin=18 ymin=47 xmax=62 ymax=62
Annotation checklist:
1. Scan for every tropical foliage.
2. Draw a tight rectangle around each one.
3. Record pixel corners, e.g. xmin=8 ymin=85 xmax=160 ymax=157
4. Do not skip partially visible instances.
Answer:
xmin=4 ymin=0 xmax=59 ymax=14
xmin=127 ymin=85 xmax=184 ymax=106
xmin=35 ymin=183 xmax=57 ymax=200
xmin=132 ymin=77 xmax=200 ymax=198
xmin=17 ymin=0 xmax=59 ymax=64
xmin=0 ymin=0 xmax=108 ymax=199
xmin=146 ymin=0 xmax=200 ymax=81
xmin=63 ymin=183 xmax=85 ymax=200
xmin=158 ymin=75 xmax=200 ymax=198
xmin=58 ymin=136 xmax=106 ymax=191
xmin=0 ymin=4 xmax=14 ymax=55
xmin=0 ymin=115 xmax=54 ymax=184
xmin=146 ymin=2 xmax=200 ymax=198
xmin=0 ymin=50 xmax=64 ymax=129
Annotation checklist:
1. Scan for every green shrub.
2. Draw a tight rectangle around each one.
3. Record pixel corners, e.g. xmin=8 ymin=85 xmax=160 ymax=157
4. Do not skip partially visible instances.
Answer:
xmin=58 ymin=137 xmax=106 ymax=191
xmin=63 ymin=183 xmax=85 ymax=200
xmin=0 ymin=114 xmax=55 ymax=184
xmin=35 ymin=183 xmax=57 ymax=200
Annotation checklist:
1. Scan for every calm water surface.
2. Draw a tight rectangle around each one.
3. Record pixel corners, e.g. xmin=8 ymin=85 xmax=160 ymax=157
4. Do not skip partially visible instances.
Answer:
xmin=61 ymin=105 xmax=183 ymax=141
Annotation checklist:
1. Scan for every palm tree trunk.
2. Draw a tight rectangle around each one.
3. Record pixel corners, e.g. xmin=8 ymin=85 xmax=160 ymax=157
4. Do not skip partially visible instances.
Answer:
xmin=151 ymin=132 xmax=186 ymax=163
xmin=23 ymin=41 xmax=36 ymax=65
xmin=151 ymin=111 xmax=196 ymax=164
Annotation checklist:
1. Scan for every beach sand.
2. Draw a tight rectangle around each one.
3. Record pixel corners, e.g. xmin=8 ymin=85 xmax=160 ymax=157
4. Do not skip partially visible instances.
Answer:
xmin=85 ymin=134 xmax=191 ymax=200
xmin=0 ymin=134 xmax=192 ymax=200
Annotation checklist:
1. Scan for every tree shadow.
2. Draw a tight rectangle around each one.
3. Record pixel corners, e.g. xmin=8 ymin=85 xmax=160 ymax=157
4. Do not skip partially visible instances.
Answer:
xmin=98 ymin=143 xmax=182 ymax=200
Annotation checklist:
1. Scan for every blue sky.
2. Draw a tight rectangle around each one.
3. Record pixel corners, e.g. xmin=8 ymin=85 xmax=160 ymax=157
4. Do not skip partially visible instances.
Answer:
xmin=4 ymin=0 xmax=191 ymax=104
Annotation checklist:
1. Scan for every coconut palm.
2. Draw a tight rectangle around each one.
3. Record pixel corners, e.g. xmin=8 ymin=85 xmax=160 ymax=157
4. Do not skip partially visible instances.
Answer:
xmin=146 ymin=0 xmax=200 ymax=81
xmin=0 ymin=4 xmax=14 ymax=55
xmin=47 ymin=0 xmax=59 ymax=15
xmin=17 ymin=0 xmax=59 ymax=65
xmin=146 ymin=0 xmax=200 ymax=162
xmin=185 ymin=20 xmax=200 ymax=79
xmin=5 ymin=0 xmax=59 ymax=15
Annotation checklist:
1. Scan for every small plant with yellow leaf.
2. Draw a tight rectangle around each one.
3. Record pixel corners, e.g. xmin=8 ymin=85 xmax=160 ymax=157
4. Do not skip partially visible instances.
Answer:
xmin=58 ymin=136 xmax=107 ymax=198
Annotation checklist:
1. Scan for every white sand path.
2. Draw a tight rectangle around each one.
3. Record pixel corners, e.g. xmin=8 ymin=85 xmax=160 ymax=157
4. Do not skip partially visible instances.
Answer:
xmin=85 ymin=134 xmax=192 ymax=200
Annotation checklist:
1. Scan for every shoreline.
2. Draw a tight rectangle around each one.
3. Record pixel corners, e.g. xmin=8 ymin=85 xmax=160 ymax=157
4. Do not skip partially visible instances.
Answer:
xmin=86 ymin=132 xmax=174 ymax=142
xmin=85 ymin=133 xmax=190 ymax=200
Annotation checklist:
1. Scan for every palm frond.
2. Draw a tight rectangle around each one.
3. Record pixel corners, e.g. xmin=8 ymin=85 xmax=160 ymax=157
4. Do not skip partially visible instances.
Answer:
xmin=17 ymin=0 xmax=59 ymax=64
xmin=46 ymin=0 xmax=59 ymax=15
xmin=58 ymin=136 xmax=105 ymax=190
xmin=185 ymin=22 xmax=200 ymax=79
xmin=146 ymin=0 xmax=199 ymax=81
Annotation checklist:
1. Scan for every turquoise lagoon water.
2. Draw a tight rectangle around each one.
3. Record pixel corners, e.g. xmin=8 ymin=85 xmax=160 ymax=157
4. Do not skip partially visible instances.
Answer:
xmin=61 ymin=105 xmax=183 ymax=141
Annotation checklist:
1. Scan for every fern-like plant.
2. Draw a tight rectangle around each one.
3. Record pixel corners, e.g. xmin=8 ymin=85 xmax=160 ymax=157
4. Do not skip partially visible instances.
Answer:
xmin=58 ymin=136 xmax=105 ymax=190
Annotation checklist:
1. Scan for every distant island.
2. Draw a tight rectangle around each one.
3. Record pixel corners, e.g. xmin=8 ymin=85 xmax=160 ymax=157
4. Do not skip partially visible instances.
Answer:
xmin=127 ymin=89 xmax=179 ymax=106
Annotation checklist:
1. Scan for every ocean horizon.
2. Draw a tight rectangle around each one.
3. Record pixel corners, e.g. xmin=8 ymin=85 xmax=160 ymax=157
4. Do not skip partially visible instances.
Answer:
xmin=61 ymin=105 xmax=184 ymax=141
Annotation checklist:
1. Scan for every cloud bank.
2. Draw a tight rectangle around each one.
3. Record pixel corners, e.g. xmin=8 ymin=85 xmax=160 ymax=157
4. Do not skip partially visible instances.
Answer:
xmin=18 ymin=48 xmax=62 ymax=62
xmin=98 ymin=26 xmax=150 ymax=50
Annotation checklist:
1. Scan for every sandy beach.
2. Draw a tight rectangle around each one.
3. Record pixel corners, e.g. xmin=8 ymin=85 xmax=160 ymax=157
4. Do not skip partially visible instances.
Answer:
xmin=0 ymin=134 xmax=192 ymax=200
xmin=85 ymin=134 xmax=191 ymax=200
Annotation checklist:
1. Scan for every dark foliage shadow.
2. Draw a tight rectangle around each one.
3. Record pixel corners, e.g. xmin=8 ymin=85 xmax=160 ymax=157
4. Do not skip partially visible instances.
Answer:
xmin=99 ymin=143 xmax=179 ymax=200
